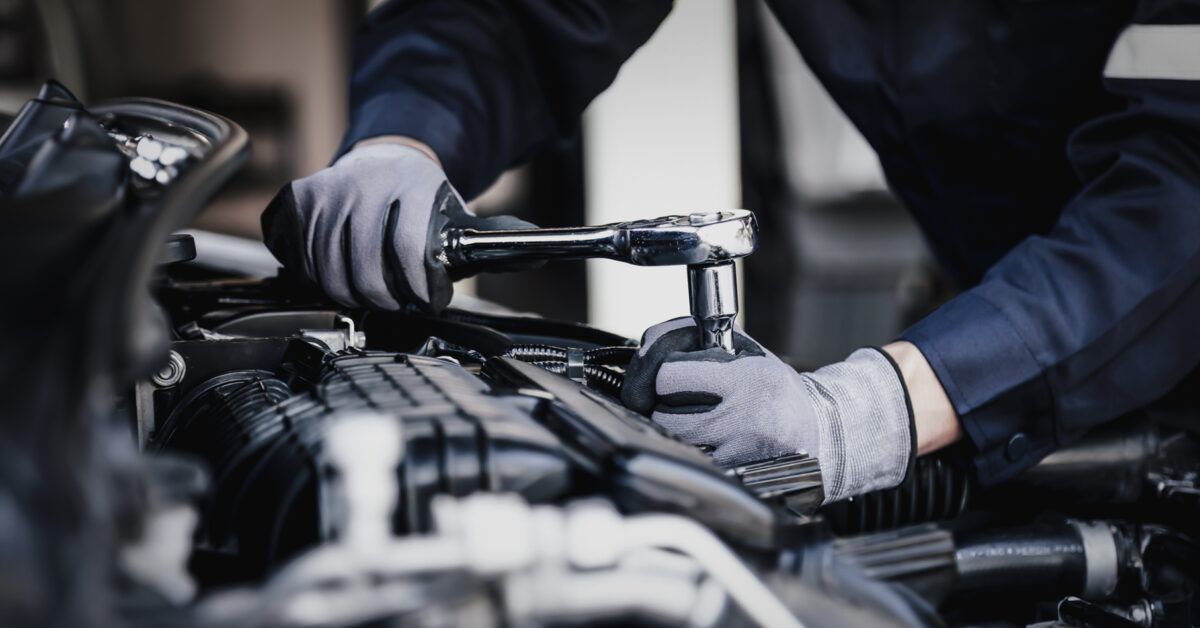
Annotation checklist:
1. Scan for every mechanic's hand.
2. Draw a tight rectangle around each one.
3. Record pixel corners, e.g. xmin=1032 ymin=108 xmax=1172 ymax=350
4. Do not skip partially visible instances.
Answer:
xmin=621 ymin=317 xmax=915 ymax=504
xmin=261 ymin=143 xmax=538 ymax=313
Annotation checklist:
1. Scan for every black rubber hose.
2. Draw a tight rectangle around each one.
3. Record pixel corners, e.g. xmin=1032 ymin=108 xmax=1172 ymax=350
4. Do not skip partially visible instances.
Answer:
xmin=506 ymin=345 xmax=568 ymax=362
xmin=822 ymin=455 xmax=973 ymax=534
xmin=506 ymin=344 xmax=632 ymax=396
xmin=951 ymin=523 xmax=1089 ymax=600
xmin=154 ymin=370 xmax=291 ymax=462
xmin=528 ymin=360 xmax=624 ymax=397
xmin=583 ymin=364 xmax=625 ymax=396
xmin=584 ymin=346 xmax=638 ymax=366
xmin=505 ymin=344 xmax=637 ymax=367
xmin=529 ymin=360 xmax=569 ymax=373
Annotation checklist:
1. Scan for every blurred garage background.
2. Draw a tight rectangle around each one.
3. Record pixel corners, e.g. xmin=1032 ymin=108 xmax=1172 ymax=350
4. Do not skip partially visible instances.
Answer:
xmin=3 ymin=0 xmax=947 ymax=368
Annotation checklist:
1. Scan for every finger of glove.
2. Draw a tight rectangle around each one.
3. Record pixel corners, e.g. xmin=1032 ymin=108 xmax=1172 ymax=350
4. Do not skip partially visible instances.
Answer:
xmin=622 ymin=324 xmax=765 ymax=413
xmin=439 ymin=187 xmax=538 ymax=232
xmin=262 ymin=183 xmax=316 ymax=286
xmin=387 ymin=163 xmax=444 ymax=309
xmin=636 ymin=318 xmax=767 ymax=357
xmin=345 ymin=190 xmax=403 ymax=311
xmin=708 ymin=390 xmax=821 ymax=469
xmin=290 ymin=169 xmax=361 ymax=308
xmin=651 ymin=406 xmax=731 ymax=452
xmin=637 ymin=317 xmax=697 ymax=358
xmin=654 ymin=355 xmax=746 ymax=401
xmin=731 ymin=323 xmax=775 ymax=359
xmin=621 ymin=324 xmax=703 ymax=413
xmin=710 ymin=440 xmax=795 ymax=469
xmin=660 ymin=354 xmax=822 ymax=469
xmin=653 ymin=392 xmax=806 ymax=469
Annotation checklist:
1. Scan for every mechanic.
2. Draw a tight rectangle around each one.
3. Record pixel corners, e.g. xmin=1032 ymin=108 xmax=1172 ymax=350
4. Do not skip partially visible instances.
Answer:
xmin=262 ymin=2 xmax=1200 ymax=504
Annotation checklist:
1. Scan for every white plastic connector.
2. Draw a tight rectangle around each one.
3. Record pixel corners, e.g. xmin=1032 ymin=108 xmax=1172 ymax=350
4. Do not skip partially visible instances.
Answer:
xmin=433 ymin=493 xmax=544 ymax=574
xmin=324 ymin=412 xmax=403 ymax=550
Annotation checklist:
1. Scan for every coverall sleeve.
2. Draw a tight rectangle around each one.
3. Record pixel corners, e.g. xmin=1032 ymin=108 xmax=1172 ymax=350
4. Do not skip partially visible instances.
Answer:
xmin=338 ymin=0 xmax=673 ymax=199
xmin=902 ymin=2 xmax=1200 ymax=485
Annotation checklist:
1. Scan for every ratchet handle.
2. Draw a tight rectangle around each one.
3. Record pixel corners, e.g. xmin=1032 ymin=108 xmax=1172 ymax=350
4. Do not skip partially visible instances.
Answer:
xmin=440 ymin=210 xmax=756 ymax=355
xmin=440 ymin=210 xmax=757 ymax=270
xmin=441 ymin=226 xmax=622 ymax=269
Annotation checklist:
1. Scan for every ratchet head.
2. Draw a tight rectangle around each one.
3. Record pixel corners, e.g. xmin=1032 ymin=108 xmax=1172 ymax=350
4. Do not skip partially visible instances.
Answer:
xmin=614 ymin=209 xmax=759 ymax=266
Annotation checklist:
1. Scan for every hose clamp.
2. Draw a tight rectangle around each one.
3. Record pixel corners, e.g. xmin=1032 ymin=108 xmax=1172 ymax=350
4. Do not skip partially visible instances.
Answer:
xmin=566 ymin=347 xmax=586 ymax=384
xmin=1072 ymin=520 xmax=1119 ymax=600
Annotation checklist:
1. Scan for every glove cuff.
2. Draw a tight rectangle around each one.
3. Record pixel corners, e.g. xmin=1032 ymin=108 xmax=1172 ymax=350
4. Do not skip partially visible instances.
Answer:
xmin=871 ymin=346 xmax=918 ymax=487
xmin=336 ymin=141 xmax=437 ymax=167
xmin=804 ymin=348 xmax=914 ymax=504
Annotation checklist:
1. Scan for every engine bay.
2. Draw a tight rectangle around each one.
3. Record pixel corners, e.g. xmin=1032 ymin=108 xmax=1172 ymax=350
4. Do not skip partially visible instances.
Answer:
xmin=3 ymin=83 xmax=1200 ymax=628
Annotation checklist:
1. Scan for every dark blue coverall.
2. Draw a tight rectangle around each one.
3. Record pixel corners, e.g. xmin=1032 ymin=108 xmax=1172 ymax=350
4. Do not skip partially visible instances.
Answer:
xmin=338 ymin=1 xmax=1200 ymax=486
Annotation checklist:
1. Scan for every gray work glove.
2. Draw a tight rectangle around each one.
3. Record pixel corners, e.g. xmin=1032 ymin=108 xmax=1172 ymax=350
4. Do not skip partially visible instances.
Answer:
xmin=261 ymin=143 xmax=537 ymax=313
xmin=621 ymin=317 xmax=915 ymax=504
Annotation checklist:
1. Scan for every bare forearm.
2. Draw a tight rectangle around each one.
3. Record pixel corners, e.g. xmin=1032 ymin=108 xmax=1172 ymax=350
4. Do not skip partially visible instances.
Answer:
xmin=883 ymin=341 xmax=962 ymax=455
xmin=354 ymin=135 xmax=441 ymax=166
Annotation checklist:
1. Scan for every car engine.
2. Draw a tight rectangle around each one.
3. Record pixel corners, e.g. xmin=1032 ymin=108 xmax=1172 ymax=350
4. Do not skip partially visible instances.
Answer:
xmin=2 ymin=83 xmax=1199 ymax=628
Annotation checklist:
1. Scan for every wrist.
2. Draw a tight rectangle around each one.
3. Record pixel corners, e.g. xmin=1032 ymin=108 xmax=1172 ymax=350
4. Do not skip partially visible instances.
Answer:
xmin=351 ymin=135 xmax=442 ymax=167
xmin=882 ymin=341 xmax=962 ymax=455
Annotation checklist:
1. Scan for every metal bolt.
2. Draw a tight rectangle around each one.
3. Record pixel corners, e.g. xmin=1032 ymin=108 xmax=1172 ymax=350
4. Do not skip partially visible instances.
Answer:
xmin=152 ymin=351 xmax=187 ymax=388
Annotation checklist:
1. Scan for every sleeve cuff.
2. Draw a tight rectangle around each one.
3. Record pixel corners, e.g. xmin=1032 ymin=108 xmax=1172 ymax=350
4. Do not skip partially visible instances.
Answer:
xmin=900 ymin=291 xmax=1057 ymax=486
xmin=337 ymin=90 xmax=477 ymax=196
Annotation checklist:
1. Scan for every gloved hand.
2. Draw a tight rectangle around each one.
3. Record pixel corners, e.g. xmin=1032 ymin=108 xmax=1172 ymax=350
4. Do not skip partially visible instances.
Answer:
xmin=261 ymin=143 xmax=537 ymax=313
xmin=621 ymin=317 xmax=915 ymax=504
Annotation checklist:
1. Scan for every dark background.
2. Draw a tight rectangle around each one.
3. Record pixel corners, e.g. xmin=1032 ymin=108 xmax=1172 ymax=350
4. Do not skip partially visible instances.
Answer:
xmin=2 ymin=0 xmax=944 ymax=366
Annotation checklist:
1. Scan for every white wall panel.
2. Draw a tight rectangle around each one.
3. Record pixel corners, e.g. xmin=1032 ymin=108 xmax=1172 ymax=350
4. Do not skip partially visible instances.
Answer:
xmin=583 ymin=0 xmax=741 ymax=338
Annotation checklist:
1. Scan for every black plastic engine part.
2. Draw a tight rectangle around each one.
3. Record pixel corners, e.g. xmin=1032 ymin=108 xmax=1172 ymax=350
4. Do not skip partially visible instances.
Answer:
xmin=437 ymin=309 xmax=635 ymax=349
xmin=0 ymin=81 xmax=84 ymax=149
xmin=773 ymin=534 xmax=947 ymax=628
xmin=484 ymin=356 xmax=784 ymax=549
xmin=829 ymin=524 xmax=958 ymax=605
xmin=1137 ymin=530 xmax=1200 ymax=627
xmin=1001 ymin=418 xmax=1161 ymax=505
xmin=1056 ymin=597 xmax=1147 ymax=628
xmin=0 ymin=84 xmax=248 ymax=627
xmin=158 ymin=350 xmax=571 ymax=576
xmin=728 ymin=453 xmax=825 ymax=514
xmin=362 ymin=308 xmax=634 ymax=357
xmin=161 ymin=233 xmax=197 ymax=266
xmin=0 ymin=80 xmax=86 ymax=192
xmin=154 ymin=370 xmax=292 ymax=470
xmin=414 ymin=336 xmax=486 ymax=367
